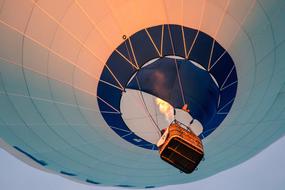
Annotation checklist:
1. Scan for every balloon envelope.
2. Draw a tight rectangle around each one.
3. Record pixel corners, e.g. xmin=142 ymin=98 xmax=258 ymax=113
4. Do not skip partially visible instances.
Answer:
xmin=0 ymin=0 xmax=285 ymax=188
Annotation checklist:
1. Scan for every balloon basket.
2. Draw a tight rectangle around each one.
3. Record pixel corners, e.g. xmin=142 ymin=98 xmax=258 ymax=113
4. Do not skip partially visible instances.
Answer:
xmin=158 ymin=122 xmax=204 ymax=173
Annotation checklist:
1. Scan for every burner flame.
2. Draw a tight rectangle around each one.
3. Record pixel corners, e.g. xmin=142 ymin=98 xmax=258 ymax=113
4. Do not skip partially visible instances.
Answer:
xmin=155 ymin=98 xmax=174 ymax=122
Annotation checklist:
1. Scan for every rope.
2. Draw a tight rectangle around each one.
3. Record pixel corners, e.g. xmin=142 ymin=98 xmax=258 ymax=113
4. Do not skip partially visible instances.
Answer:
xmin=167 ymin=24 xmax=186 ymax=106
xmin=124 ymin=40 xmax=162 ymax=136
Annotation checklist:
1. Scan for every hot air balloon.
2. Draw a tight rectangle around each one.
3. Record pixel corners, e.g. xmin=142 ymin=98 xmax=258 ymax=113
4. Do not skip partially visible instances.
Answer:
xmin=0 ymin=0 xmax=285 ymax=188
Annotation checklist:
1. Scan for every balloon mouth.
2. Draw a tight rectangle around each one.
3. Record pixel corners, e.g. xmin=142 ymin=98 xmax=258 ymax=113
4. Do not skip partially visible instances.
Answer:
xmin=126 ymin=56 xmax=220 ymax=127
xmin=97 ymin=24 xmax=237 ymax=150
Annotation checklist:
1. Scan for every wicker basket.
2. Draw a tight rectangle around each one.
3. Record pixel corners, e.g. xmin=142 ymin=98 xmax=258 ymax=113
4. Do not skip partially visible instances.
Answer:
xmin=158 ymin=122 xmax=204 ymax=173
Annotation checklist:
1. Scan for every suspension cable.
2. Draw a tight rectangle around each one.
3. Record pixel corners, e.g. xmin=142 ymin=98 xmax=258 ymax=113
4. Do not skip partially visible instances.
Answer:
xmin=124 ymin=40 xmax=162 ymax=136
xmin=167 ymin=24 xmax=186 ymax=106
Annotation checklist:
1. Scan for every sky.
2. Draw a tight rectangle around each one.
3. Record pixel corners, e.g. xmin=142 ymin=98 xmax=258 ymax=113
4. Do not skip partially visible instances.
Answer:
xmin=0 ymin=136 xmax=285 ymax=190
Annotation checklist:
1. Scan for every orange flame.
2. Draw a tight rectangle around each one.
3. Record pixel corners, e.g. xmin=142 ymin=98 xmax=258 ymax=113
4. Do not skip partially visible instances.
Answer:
xmin=155 ymin=98 xmax=174 ymax=122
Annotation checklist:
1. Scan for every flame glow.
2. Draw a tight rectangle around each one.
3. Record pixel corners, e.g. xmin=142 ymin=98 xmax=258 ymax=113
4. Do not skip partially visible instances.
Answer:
xmin=155 ymin=98 xmax=174 ymax=122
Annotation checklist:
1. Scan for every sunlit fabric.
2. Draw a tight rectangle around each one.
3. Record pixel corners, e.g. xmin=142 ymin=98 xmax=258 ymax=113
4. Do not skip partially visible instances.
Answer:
xmin=0 ymin=0 xmax=285 ymax=188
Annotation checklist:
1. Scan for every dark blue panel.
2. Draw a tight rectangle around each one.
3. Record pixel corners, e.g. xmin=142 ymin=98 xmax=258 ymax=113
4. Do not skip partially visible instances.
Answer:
xmin=60 ymin=171 xmax=77 ymax=176
xmin=117 ymin=41 xmax=137 ymax=68
xmin=177 ymin=62 xmax=219 ymax=124
xmin=182 ymin=27 xmax=198 ymax=56
xmin=123 ymin=133 xmax=142 ymax=144
xmin=205 ymin=114 xmax=225 ymax=129
xmin=218 ymin=100 xmax=235 ymax=113
xmin=210 ymin=54 xmax=235 ymax=87
xmin=145 ymin=185 xmax=156 ymax=188
xmin=130 ymin=29 xmax=159 ymax=67
xmin=101 ymin=113 xmax=129 ymax=133
xmin=221 ymin=69 xmax=238 ymax=89
xmin=99 ymin=65 xmax=123 ymax=90
xmin=162 ymin=25 xmax=175 ymax=56
xmin=103 ymin=51 xmax=137 ymax=87
xmin=169 ymin=75 xmax=184 ymax=109
xmin=86 ymin=179 xmax=101 ymax=184
xmin=218 ymin=82 xmax=238 ymax=111
xmin=201 ymin=114 xmax=225 ymax=137
xmin=146 ymin=25 xmax=163 ymax=55
xmin=14 ymin=146 xmax=47 ymax=166
xmin=209 ymin=41 xmax=226 ymax=68
xmin=97 ymin=98 xmax=116 ymax=113
xmin=202 ymin=128 xmax=216 ymax=137
xmin=116 ymin=185 xmax=135 ymax=188
xmin=128 ymin=58 xmax=177 ymax=102
xmin=127 ymin=58 xmax=219 ymax=126
xmin=189 ymin=32 xmax=214 ymax=69
xmin=169 ymin=25 xmax=186 ymax=57
xmin=128 ymin=136 xmax=156 ymax=150
xmin=97 ymin=82 xmax=122 ymax=112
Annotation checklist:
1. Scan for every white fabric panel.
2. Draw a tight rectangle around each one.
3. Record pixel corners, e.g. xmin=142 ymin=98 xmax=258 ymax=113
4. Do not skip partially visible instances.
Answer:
xmin=190 ymin=120 xmax=203 ymax=136
xmin=121 ymin=89 xmax=172 ymax=144
xmin=175 ymin=109 xmax=192 ymax=126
